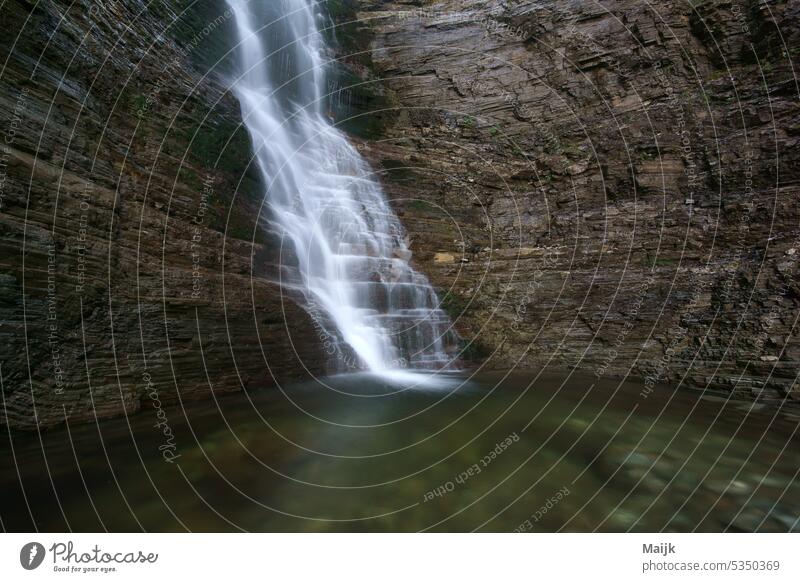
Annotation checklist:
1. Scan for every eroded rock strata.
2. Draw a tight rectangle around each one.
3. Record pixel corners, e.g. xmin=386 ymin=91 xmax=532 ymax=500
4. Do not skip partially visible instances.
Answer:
xmin=1 ymin=0 xmax=798 ymax=431
xmin=0 ymin=0 xmax=324 ymax=429
xmin=333 ymin=0 xmax=799 ymax=399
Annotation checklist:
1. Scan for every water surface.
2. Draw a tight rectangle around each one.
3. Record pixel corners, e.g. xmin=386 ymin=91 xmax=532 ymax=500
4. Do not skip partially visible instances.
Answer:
xmin=1 ymin=371 xmax=798 ymax=532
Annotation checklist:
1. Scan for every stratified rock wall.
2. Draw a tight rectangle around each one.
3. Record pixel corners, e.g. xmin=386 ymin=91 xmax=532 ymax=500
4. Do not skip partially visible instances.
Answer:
xmin=340 ymin=0 xmax=800 ymax=399
xmin=1 ymin=0 xmax=797 ymax=431
xmin=0 ymin=0 xmax=324 ymax=429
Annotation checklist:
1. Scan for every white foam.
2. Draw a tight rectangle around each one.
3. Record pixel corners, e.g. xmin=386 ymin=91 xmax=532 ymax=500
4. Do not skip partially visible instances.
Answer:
xmin=226 ymin=0 xmax=458 ymax=375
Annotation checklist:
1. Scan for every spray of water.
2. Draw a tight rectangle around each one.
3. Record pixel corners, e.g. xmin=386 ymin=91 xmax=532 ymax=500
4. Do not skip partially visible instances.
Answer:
xmin=225 ymin=0 xmax=458 ymax=376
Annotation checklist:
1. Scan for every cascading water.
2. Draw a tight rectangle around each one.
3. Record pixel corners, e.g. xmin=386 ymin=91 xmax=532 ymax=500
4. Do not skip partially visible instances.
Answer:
xmin=225 ymin=0 xmax=458 ymax=375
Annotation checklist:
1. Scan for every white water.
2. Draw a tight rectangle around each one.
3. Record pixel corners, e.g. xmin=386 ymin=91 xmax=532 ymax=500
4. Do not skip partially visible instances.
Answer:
xmin=225 ymin=0 xmax=457 ymax=374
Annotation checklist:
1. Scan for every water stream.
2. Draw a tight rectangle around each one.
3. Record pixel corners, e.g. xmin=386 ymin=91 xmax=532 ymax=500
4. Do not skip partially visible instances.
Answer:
xmin=225 ymin=0 xmax=457 ymax=375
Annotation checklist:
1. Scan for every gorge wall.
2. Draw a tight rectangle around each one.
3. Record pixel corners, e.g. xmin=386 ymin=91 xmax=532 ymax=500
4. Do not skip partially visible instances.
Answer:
xmin=0 ymin=0 xmax=325 ymax=429
xmin=333 ymin=0 xmax=800 ymax=400
xmin=2 ymin=0 xmax=799 ymax=431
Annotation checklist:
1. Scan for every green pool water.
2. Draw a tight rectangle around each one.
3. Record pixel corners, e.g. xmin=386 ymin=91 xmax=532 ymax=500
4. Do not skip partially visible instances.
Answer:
xmin=1 ymin=370 xmax=798 ymax=532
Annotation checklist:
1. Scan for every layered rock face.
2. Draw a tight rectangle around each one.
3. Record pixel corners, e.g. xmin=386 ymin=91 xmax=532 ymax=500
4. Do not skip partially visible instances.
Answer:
xmin=0 ymin=0 xmax=324 ymax=429
xmin=338 ymin=0 xmax=800 ymax=398
xmin=1 ymin=0 xmax=798 ymax=434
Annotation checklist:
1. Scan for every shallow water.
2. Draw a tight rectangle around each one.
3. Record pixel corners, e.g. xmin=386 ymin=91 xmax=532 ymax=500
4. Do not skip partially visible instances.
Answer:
xmin=1 ymin=371 xmax=798 ymax=532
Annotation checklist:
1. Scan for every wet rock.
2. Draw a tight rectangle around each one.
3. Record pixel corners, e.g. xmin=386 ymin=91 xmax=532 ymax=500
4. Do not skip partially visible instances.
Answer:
xmin=0 ymin=0 xmax=325 ymax=430
xmin=345 ymin=0 xmax=800 ymax=400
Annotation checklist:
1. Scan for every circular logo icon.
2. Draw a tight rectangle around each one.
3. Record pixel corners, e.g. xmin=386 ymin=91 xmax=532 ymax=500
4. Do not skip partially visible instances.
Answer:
xmin=19 ymin=542 xmax=46 ymax=570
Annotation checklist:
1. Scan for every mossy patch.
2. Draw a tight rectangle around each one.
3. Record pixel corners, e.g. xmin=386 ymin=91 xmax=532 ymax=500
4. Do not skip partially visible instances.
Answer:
xmin=155 ymin=0 xmax=238 ymax=75
xmin=323 ymin=0 xmax=375 ymax=68
xmin=327 ymin=64 xmax=394 ymax=139
xmin=440 ymin=290 xmax=470 ymax=318
xmin=459 ymin=338 xmax=490 ymax=362
xmin=176 ymin=102 xmax=268 ymax=243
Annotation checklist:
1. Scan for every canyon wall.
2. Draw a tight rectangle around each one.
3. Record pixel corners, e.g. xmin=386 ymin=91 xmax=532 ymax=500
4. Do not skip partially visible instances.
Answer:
xmin=335 ymin=0 xmax=800 ymax=399
xmin=0 ymin=0 xmax=324 ymax=429
xmin=1 ymin=0 xmax=798 ymax=431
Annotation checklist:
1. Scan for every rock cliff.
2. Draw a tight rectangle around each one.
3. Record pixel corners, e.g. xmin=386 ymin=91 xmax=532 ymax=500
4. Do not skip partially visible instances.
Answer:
xmin=0 ymin=0 xmax=325 ymax=429
xmin=333 ymin=0 xmax=800 ymax=399
xmin=2 ymin=0 xmax=798 ymax=432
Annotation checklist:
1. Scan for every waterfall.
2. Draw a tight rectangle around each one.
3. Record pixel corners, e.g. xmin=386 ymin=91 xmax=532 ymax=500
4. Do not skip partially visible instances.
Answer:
xmin=225 ymin=0 xmax=458 ymax=375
